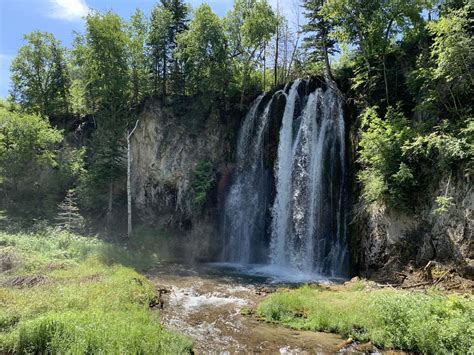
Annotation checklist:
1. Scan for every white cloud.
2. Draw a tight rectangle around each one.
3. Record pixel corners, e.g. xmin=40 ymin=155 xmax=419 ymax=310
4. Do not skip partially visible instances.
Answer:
xmin=48 ymin=0 xmax=90 ymax=21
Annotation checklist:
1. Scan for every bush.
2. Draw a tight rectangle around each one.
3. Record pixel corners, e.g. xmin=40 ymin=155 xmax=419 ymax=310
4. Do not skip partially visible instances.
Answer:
xmin=357 ymin=106 xmax=415 ymax=209
xmin=191 ymin=160 xmax=216 ymax=207
xmin=357 ymin=106 xmax=473 ymax=211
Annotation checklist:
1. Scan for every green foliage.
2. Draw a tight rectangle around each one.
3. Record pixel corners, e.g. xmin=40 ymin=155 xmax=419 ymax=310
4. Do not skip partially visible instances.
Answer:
xmin=409 ymin=3 xmax=473 ymax=117
xmin=0 ymin=230 xmax=193 ymax=353
xmin=177 ymin=4 xmax=231 ymax=97
xmin=191 ymin=161 xmax=215 ymax=207
xmin=148 ymin=4 xmax=174 ymax=96
xmin=322 ymin=0 xmax=424 ymax=102
xmin=10 ymin=31 xmax=71 ymax=118
xmin=0 ymin=106 xmax=64 ymax=219
xmin=302 ymin=0 xmax=337 ymax=77
xmin=147 ymin=0 xmax=189 ymax=96
xmin=357 ymin=106 xmax=415 ymax=208
xmin=225 ymin=0 xmax=279 ymax=95
xmin=73 ymin=11 xmax=130 ymax=224
xmin=127 ymin=9 xmax=151 ymax=106
xmin=257 ymin=284 xmax=474 ymax=353
xmin=357 ymin=102 xmax=472 ymax=210
xmin=55 ymin=190 xmax=85 ymax=233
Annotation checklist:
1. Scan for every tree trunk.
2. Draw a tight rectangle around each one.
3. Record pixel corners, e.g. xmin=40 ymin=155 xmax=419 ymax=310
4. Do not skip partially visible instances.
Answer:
xmin=127 ymin=120 xmax=140 ymax=239
xmin=263 ymin=42 xmax=266 ymax=90
xmin=322 ymin=32 xmax=334 ymax=83
xmin=162 ymin=53 xmax=167 ymax=97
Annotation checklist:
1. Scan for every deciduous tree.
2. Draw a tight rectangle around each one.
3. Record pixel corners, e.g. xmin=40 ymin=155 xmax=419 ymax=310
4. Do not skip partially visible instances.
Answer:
xmin=10 ymin=31 xmax=70 ymax=119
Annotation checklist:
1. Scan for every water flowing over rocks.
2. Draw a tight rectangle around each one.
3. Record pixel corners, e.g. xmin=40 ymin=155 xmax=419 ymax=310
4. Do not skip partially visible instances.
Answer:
xmin=222 ymin=79 xmax=349 ymax=278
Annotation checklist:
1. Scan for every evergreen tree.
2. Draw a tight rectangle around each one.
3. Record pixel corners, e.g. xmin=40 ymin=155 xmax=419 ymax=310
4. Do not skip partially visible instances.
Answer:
xmin=73 ymin=11 xmax=130 ymax=229
xmin=56 ymin=190 xmax=84 ymax=232
xmin=148 ymin=5 xmax=173 ymax=96
xmin=302 ymin=0 xmax=337 ymax=81
xmin=148 ymin=1 xmax=189 ymax=96
xmin=161 ymin=0 xmax=190 ymax=93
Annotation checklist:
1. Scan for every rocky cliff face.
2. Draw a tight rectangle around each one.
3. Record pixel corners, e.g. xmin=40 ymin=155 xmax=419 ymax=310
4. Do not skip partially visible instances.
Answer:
xmin=130 ymin=95 xmax=472 ymax=279
xmin=353 ymin=174 xmax=473 ymax=280
xmin=130 ymin=98 xmax=239 ymax=260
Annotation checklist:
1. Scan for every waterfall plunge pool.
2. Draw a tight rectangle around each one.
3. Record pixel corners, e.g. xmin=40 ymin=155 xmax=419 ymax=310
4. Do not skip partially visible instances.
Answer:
xmin=207 ymin=262 xmax=347 ymax=284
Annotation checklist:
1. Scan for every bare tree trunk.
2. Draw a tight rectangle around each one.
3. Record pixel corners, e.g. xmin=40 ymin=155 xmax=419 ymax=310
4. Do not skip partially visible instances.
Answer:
xmin=127 ymin=120 xmax=140 ymax=239
xmin=322 ymin=32 xmax=334 ymax=83
xmin=263 ymin=41 xmax=266 ymax=90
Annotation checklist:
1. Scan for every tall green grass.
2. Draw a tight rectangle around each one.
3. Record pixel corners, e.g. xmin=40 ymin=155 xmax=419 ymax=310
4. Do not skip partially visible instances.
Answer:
xmin=257 ymin=284 xmax=473 ymax=353
xmin=0 ymin=229 xmax=192 ymax=354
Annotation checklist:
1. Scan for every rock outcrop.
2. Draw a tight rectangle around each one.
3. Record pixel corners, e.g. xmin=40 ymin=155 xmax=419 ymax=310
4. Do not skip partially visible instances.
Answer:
xmin=130 ymin=98 xmax=238 ymax=260
xmin=353 ymin=175 xmax=473 ymax=280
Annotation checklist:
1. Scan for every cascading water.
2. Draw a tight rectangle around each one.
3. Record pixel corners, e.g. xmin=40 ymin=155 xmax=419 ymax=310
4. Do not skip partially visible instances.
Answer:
xmin=222 ymin=79 xmax=349 ymax=279
xmin=221 ymin=95 xmax=273 ymax=264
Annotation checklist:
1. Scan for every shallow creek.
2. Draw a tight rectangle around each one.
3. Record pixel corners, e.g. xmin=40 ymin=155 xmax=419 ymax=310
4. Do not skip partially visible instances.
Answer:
xmin=146 ymin=263 xmax=363 ymax=354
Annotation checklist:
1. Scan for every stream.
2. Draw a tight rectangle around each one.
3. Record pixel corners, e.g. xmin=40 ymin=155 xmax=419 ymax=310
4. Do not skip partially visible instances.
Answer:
xmin=147 ymin=263 xmax=356 ymax=354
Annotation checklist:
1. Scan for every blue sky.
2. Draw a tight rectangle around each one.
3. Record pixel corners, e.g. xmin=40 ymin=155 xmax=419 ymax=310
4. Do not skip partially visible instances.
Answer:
xmin=2 ymin=0 xmax=294 ymax=98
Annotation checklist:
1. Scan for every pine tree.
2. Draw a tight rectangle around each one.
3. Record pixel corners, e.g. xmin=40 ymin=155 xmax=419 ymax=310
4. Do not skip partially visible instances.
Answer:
xmin=148 ymin=0 xmax=189 ymax=96
xmin=302 ymin=0 xmax=337 ymax=81
xmin=162 ymin=0 xmax=189 ymax=93
xmin=148 ymin=5 xmax=173 ymax=96
xmin=56 ymin=190 xmax=84 ymax=232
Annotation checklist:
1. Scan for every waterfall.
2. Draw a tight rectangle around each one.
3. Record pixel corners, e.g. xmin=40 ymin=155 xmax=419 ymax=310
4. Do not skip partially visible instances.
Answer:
xmin=222 ymin=94 xmax=273 ymax=264
xmin=222 ymin=79 xmax=348 ymax=278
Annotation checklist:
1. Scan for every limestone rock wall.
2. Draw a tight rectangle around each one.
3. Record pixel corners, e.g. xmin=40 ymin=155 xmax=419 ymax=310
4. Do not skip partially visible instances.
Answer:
xmin=353 ymin=175 xmax=473 ymax=280
xmin=130 ymin=98 xmax=237 ymax=259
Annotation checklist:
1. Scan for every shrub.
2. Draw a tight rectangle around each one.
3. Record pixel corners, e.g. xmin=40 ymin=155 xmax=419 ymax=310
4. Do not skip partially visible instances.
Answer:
xmin=191 ymin=160 xmax=216 ymax=207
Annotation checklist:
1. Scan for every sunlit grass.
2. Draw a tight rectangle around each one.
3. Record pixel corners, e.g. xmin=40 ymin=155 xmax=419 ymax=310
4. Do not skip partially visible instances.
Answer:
xmin=257 ymin=283 xmax=473 ymax=353
xmin=0 ymin=230 xmax=192 ymax=354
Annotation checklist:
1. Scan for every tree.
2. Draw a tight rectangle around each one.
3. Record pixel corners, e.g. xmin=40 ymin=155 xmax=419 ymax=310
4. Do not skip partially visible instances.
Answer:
xmin=127 ymin=9 xmax=150 ymax=107
xmin=410 ymin=2 xmax=473 ymax=117
xmin=56 ymin=189 xmax=85 ymax=232
xmin=10 ymin=31 xmax=70 ymax=119
xmin=147 ymin=0 xmax=189 ymax=96
xmin=161 ymin=0 xmax=190 ymax=93
xmin=74 ymin=11 xmax=130 ymax=229
xmin=323 ymin=0 xmax=423 ymax=101
xmin=0 ymin=103 xmax=62 ymax=217
xmin=177 ymin=4 xmax=231 ymax=97
xmin=302 ymin=0 xmax=337 ymax=81
xmin=127 ymin=120 xmax=139 ymax=238
xmin=225 ymin=0 xmax=279 ymax=98
xmin=148 ymin=4 xmax=173 ymax=96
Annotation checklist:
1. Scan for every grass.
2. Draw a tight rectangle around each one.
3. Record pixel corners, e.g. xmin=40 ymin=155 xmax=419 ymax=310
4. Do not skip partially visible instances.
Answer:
xmin=0 ymin=229 xmax=193 ymax=354
xmin=257 ymin=283 xmax=474 ymax=354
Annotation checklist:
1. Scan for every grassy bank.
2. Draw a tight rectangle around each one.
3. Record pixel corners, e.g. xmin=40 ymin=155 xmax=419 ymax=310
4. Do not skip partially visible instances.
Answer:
xmin=257 ymin=282 xmax=473 ymax=353
xmin=0 ymin=229 xmax=192 ymax=354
